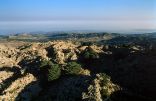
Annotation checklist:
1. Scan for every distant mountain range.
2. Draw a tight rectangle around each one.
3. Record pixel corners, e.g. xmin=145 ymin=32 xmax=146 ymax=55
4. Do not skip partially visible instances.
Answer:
xmin=0 ymin=32 xmax=156 ymax=43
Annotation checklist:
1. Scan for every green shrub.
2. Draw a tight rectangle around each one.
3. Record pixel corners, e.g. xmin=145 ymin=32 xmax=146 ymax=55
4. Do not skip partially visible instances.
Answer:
xmin=83 ymin=47 xmax=99 ymax=60
xmin=39 ymin=60 xmax=51 ymax=68
xmin=80 ymin=47 xmax=99 ymax=69
xmin=64 ymin=62 xmax=82 ymax=75
xmin=48 ymin=63 xmax=61 ymax=81
xmin=39 ymin=60 xmax=61 ymax=81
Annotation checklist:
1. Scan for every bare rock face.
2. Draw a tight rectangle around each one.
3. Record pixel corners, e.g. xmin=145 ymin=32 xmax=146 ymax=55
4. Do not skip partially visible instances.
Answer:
xmin=0 ymin=71 xmax=14 ymax=85
xmin=0 ymin=41 xmax=104 ymax=67
xmin=89 ymin=45 xmax=104 ymax=53
xmin=0 ymin=73 xmax=40 ymax=101
xmin=0 ymin=44 xmax=18 ymax=67
xmin=82 ymin=77 xmax=102 ymax=101
xmin=46 ymin=41 xmax=80 ymax=64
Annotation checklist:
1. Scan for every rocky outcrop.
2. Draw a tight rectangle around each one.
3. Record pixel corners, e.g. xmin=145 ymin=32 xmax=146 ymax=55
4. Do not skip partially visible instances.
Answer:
xmin=0 ymin=41 xmax=105 ymax=67
xmin=0 ymin=73 xmax=40 ymax=101
xmin=0 ymin=45 xmax=18 ymax=67
xmin=48 ymin=41 xmax=80 ymax=64
xmin=82 ymin=74 xmax=120 ymax=101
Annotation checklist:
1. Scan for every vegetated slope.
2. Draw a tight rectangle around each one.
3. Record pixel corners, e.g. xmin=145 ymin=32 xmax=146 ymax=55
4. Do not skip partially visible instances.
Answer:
xmin=0 ymin=39 xmax=156 ymax=101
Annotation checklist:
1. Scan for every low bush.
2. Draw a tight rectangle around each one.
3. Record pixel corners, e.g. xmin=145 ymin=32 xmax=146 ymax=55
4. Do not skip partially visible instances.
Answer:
xmin=82 ymin=47 xmax=99 ymax=60
xmin=39 ymin=60 xmax=61 ymax=82
xmin=47 ymin=63 xmax=61 ymax=81
xmin=64 ymin=62 xmax=82 ymax=75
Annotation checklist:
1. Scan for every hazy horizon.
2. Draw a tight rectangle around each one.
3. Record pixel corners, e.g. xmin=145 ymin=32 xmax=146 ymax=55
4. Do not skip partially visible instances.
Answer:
xmin=0 ymin=0 xmax=156 ymax=34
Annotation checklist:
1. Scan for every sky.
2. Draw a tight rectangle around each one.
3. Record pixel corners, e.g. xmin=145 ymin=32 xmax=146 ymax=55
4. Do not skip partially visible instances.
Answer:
xmin=0 ymin=0 xmax=156 ymax=34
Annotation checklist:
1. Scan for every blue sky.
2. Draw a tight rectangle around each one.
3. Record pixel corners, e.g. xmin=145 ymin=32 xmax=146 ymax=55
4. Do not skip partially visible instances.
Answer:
xmin=0 ymin=0 xmax=156 ymax=34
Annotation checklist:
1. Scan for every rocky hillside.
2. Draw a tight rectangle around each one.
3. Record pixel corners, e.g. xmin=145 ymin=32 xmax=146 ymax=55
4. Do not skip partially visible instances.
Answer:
xmin=0 ymin=40 xmax=156 ymax=101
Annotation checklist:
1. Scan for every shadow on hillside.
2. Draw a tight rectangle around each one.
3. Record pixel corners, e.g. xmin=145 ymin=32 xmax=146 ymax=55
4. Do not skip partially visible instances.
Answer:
xmin=0 ymin=66 xmax=23 ymax=95
xmin=107 ymin=48 xmax=156 ymax=100
xmin=109 ymin=90 xmax=155 ymax=101
xmin=15 ymin=81 xmax=40 ymax=101
xmin=81 ymin=45 xmax=156 ymax=100
xmin=15 ymin=75 xmax=92 ymax=101
xmin=13 ymin=54 xmax=93 ymax=101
